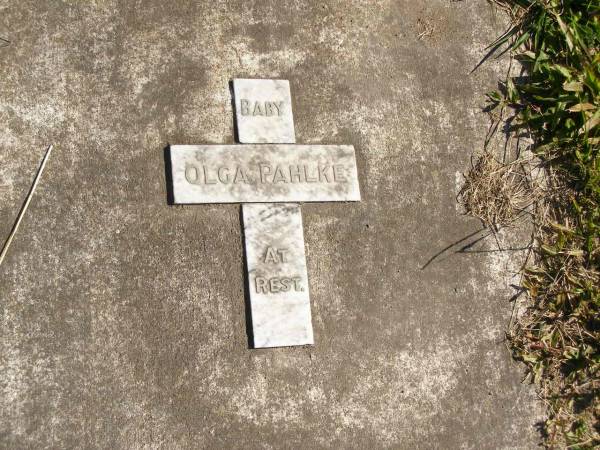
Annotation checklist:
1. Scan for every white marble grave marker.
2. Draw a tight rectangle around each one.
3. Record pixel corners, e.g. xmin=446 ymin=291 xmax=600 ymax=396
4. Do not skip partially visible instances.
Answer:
xmin=233 ymin=79 xmax=296 ymax=143
xmin=243 ymin=203 xmax=313 ymax=348
xmin=166 ymin=78 xmax=360 ymax=349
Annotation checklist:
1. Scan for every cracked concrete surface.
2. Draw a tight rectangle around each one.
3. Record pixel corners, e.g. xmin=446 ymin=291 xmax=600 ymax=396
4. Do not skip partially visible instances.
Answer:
xmin=0 ymin=1 xmax=543 ymax=448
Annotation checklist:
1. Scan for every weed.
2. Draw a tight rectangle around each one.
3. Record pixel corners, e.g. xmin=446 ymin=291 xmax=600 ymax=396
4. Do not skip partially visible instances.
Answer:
xmin=462 ymin=1 xmax=600 ymax=447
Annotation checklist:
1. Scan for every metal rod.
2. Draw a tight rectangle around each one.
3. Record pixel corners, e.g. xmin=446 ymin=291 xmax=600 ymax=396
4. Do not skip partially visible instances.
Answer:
xmin=0 ymin=144 xmax=53 ymax=268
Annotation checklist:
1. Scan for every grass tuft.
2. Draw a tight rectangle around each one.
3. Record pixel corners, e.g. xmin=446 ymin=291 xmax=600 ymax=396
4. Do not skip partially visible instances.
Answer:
xmin=459 ymin=151 xmax=540 ymax=230
xmin=461 ymin=1 xmax=600 ymax=447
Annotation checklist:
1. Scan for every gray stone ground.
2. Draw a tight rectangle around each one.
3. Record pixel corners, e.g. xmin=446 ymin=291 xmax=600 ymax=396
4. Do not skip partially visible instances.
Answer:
xmin=0 ymin=1 xmax=544 ymax=449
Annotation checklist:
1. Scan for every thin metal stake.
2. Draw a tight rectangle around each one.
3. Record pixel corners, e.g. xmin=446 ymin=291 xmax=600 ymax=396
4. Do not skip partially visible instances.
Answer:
xmin=0 ymin=144 xmax=53 ymax=267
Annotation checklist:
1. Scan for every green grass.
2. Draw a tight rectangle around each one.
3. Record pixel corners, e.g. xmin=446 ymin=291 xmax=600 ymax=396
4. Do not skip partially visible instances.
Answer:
xmin=480 ymin=1 xmax=599 ymax=448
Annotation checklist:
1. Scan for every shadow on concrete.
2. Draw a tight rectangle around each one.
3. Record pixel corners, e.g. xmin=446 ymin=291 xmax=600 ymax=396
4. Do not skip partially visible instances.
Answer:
xmin=421 ymin=227 xmax=491 ymax=270
xmin=470 ymin=23 xmax=517 ymax=73
xmin=229 ymin=80 xmax=240 ymax=144
xmin=421 ymin=224 xmax=534 ymax=270
xmin=239 ymin=206 xmax=254 ymax=349
xmin=163 ymin=145 xmax=174 ymax=205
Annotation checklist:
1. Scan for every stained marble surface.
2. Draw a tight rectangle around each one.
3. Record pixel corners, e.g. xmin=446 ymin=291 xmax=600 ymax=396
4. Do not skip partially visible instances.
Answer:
xmin=233 ymin=79 xmax=296 ymax=144
xmin=169 ymin=144 xmax=361 ymax=203
xmin=243 ymin=203 xmax=313 ymax=348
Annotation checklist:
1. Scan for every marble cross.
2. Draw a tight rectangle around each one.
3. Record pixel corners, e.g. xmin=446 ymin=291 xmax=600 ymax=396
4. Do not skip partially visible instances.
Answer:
xmin=168 ymin=79 xmax=361 ymax=348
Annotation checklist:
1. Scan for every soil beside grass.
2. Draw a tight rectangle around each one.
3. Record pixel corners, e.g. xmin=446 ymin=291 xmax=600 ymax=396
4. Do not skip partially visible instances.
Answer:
xmin=461 ymin=1 xmax=600 ymax=448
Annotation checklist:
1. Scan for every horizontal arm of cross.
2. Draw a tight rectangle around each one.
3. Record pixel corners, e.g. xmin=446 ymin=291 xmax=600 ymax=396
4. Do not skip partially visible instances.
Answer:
xmin=168 ymin=144 xmax=361 ymax=204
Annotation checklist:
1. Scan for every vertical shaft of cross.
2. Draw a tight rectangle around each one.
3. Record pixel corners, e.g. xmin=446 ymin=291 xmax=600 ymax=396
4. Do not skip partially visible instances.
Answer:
xmin=242 ymin=203 xmax=313 ymax=348
xmin=233 ymin=79 xmax=314 ymax=348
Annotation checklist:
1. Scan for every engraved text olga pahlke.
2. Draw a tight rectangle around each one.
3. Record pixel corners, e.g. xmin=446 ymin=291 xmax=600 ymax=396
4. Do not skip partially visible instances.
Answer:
xmin=184 ymin=163 xmax=348 ymax=185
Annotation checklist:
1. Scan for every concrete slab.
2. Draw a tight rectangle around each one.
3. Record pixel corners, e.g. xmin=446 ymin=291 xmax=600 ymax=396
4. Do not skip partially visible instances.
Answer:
xmin=0 ymin=1 xmax=543 ymax=449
